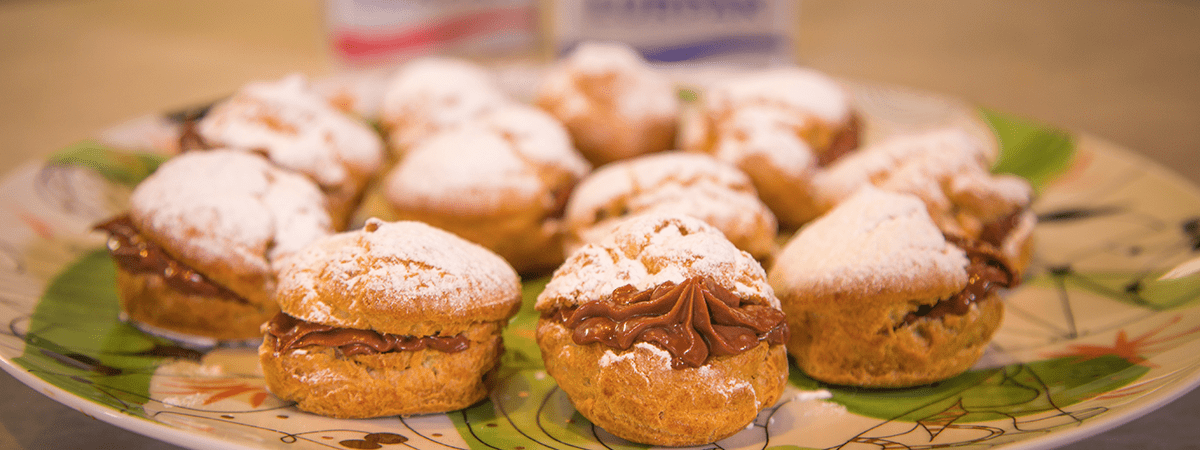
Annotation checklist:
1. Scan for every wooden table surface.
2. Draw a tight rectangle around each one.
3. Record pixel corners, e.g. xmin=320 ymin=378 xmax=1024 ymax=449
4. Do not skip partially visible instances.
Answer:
xmin=1 ymin=1 xmax=1197 ymax=449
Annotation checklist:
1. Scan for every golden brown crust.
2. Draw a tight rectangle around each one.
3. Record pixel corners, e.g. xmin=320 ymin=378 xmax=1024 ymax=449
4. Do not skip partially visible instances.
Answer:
xmin=534 ymin=42 xmax=679 ymax=167
xmin=780 ymin=290 xmax=1004 ymax=387
xmin=767 ymin=186 xmax=1004 ymax=387
xmin=189 ymin=75 xmax=386 ymax=230
xmin=733 ymin=151 xmax=826 ymax=229
xmin=322 ymin=172 xmax=373 ymax=231
xmin=544 ymin=104 xmax=677 ymax=166
xmin=536 ymin=319 xmax=788 ymax=446
xmin=536 ymin=214 xmax=780 ymax=313
xmin=272 ymin=220 xmax=523 ymax=337
xmin=128 ymin=212 xmax=278 ymax=309
xmin=391 ymin=206 xmax=567 ymax=276
xmin=687 ymin=116 xmax=850 ymax=228
xmin=115 ymin=268 xmax=277 ymax=340
xmin=259 ymin=321 xmax=504 ymax=418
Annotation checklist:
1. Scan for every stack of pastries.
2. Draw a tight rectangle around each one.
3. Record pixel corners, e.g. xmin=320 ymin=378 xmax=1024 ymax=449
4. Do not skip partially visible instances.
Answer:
xmin=94 ymin=40 xmax=1036 ymax=445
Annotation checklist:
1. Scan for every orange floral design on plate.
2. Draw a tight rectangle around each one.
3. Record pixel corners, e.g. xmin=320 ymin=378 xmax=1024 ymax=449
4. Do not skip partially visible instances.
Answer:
xmin=1047 ymin=316 xmax=1200 ymax=367
xmin=158 ymin=378 xmax=271 ymax=408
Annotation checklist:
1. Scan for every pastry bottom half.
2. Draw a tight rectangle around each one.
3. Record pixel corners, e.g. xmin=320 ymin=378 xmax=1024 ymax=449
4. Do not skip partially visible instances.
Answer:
xmin=259 ymin=322 xmax=503 ymax=418
xmin=784 ymin=294 xmax=1004 ymax=388
xmin=116 ymin=269 xmax=275 ymax=341
xmin=536 ymin=319 xmax=788 ymax=447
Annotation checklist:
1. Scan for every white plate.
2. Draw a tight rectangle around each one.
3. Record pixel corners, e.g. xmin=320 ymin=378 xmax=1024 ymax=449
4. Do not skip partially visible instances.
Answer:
xmin=3 ymin=81 xmax=1200 ymax=450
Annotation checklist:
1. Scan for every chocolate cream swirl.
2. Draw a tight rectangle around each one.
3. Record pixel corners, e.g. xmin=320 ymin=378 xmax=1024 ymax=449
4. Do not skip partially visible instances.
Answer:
xmin=265 ymin=312 xmax=469 ymax=356
xmin=548 ymin=276 xmax=788 ymax=369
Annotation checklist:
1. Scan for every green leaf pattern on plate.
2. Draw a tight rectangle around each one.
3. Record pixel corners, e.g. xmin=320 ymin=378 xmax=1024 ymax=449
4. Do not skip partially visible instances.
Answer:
xmin=983 ymin=108 xmax=1075 ymax=190
xmin=790 ymin=355 xmax=1147 ymax=423
xmin=45 ymin=141 xmax=167 ymax=188
xmin=13 ymin=250 xmax=163 ymax=418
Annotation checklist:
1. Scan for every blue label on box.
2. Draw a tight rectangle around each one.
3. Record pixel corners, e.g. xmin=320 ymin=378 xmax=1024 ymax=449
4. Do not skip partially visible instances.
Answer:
xmin=554 ymin=0 xmax=796 ymax=66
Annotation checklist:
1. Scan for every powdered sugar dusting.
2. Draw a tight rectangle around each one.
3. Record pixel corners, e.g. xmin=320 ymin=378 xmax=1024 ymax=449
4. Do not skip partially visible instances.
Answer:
xmin=538 ymin=41 xmax=677 ymax=121
xmin=710 ymin=105 xmax=818 ymax=179
xmin=770 ymin=186 xmax=968 ymax=298
xmin=599 ymin=342 xmax=670 ymax=368
xmin=475 ymin=103 xmax=591 ymax=174
xmin=699 ymin=364 xmax=755 ymax=401
xmin=129 ymin=150 xmax=332 ymax=275
xmin=384 ymin=102 xmax=590 ymax=215
xmin=565 ymin=152 xmax=776 ymax=255
xmin=813 ymin=127 xmax=1032 ymax=231
xmin=379 ymin=57 xmax=510 ymax=152
xmin=160 ymin=393 xmax=208 ymax=408
xmin=276 ymin=219 xmax=520 ymax=329
xmin=383 ymin=127 xmax=545 ymax=215
xmin=705 ymin=67 xmax=850 ymax=125
xmin=537 ymin=214 xmax=777 ymax=310
xmin=196 ymin=74 xmax=384 ymax=189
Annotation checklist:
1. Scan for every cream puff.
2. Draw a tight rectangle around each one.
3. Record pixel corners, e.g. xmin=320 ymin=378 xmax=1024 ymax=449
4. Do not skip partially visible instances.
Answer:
xmin=382 ymin=103 xmax=591 ymax=275
xmin=536 ymin=214 xmax=788 ymax=446
xmin=813 ymin=127 xmax=1035 ymax=276
xmin=259 ymin=218 xmax=521 ymax=418
xmin=95 ymin=150 xmax=333 ymax=341
xmin=536 ymin=41 xmax=678 ymax=166
xmin=768 ymin=185 xmax=1012 ymax=387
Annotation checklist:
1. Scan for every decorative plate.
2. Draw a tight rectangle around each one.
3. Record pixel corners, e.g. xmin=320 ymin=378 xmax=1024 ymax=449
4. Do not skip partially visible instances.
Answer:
xmin=2 ymin=80 xmax=1199 ymax=450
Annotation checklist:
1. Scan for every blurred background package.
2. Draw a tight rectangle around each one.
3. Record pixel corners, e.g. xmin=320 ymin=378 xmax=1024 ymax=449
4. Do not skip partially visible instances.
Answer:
xmin=549 ymin=0 xmax=798 ymax=67
xmin=326 ymin=0 xmax=799 ymax=68
xmin=326 ymin=0 xmax=540 ymax=67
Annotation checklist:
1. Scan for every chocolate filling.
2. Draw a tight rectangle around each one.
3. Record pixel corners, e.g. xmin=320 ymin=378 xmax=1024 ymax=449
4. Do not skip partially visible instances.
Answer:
xmin=94 ymin=215 xmax=247 ymax=303
xmin=264 ymin=312 xmax=470 ymax=356
xmin=547 ymin=276 xmax=788 ymax=369
xmin=901 ymin=235 xmax=1016 ymax=326
xmin=979 ymin=207 xmax=1025 ymax=249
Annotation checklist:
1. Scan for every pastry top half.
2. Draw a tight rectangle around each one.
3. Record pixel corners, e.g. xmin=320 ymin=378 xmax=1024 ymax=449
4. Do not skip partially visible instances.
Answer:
xmin=127 ymin=150 xmax=333 ymax=306
xmin=194 ymin=74 xmax=385 ymax=194
xmin=535 ymin=41 xmax=679 ymax=165
xmin=383 ymin=103 xmax=591 ymax=217
xmin=537 ymin=41 xmax=677 ymax=123
xmin=813 ymin=127 xmax=1035 ymax=272
xmin=703 ymin=67 xmax=852 ymax=128
xmin=815 ymin=127 xmax=1023 ymax=216
xmin=770 ymin=185 xmax=970 ymax=304
xmin=274 ymin=219 xmax=522 ymax=337
xmin=379 ymin=57 xmax=511 ymax=155
xmin=688 ymin=66 xmax=855 ymax=160
xmin=536 ymin=213 xmax=778 ymax=312
xmin=563 ymin=151 xmax=777 ymax=260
